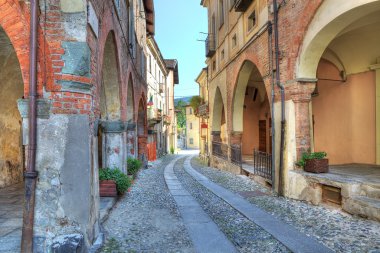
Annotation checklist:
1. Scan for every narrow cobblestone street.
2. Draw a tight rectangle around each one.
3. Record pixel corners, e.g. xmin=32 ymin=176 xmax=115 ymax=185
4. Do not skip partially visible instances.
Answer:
xmin=100 ymin=152 xmax=380 ymax=253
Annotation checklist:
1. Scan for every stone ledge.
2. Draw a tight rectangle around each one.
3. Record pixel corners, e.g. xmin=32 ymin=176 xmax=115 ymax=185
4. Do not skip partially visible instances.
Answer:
xmin=59 ymin=80 xmax=92 ymax=94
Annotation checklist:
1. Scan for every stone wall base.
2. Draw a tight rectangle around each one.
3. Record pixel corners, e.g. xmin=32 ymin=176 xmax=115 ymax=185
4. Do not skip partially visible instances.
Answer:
xmin=210 ymin=156 xmax=241 ymax=175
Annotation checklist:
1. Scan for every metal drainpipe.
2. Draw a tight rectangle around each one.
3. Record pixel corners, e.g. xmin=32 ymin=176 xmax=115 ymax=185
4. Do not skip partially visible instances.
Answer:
xmin=21 ymin=0 xmax=39 ymax=251
xmin=268 ymin=22 xmax=276 ymax=191
xmin=273 ymin=0 xmax=286 ymax=197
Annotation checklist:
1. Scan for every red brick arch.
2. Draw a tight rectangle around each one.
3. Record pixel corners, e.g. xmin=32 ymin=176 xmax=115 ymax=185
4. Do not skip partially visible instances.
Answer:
xmin=0 ymin=0 xmax=54 ymax=96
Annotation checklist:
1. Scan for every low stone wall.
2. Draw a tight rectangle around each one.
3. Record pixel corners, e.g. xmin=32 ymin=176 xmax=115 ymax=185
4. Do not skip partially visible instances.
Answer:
xmin=210 ymin=156 xmax=241 ymax=175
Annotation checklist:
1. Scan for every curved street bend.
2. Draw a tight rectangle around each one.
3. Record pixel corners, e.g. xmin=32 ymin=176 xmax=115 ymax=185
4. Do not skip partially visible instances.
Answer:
xmin=100 ymin=151 xmax=380 ymax=253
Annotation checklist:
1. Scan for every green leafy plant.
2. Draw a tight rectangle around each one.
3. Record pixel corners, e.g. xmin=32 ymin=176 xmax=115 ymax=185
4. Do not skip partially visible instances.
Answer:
xmin=296 ymin=152 xmax=327 ymax=167
xmin=99 ymin=168 xmax=131 ymax=194
xmin=189 ymin=95 xmax=203 ymax=113
xmin=127 ymin=158 xmax=142 ymax=178
xmin=170 ymin=146 xmax=175 ymax=154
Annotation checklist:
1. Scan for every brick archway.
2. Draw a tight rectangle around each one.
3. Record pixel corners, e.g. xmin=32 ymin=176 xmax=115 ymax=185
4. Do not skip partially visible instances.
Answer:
xmin=0 ymin=0 xmax=54 ymax=96
xmin=231 ymin=60 xmax=269 ymax=133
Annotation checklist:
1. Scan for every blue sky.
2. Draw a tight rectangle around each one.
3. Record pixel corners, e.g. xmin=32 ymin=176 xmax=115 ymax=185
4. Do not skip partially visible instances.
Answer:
xmin=154 ymin=0 xmax=208 ymax=99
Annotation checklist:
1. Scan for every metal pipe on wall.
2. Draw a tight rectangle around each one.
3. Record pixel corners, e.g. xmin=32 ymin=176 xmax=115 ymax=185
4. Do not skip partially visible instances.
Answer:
xmin=21 ymin=0 xmax=39 ymax=251
xmin=273 ymin=0 xmax=286 ymax=196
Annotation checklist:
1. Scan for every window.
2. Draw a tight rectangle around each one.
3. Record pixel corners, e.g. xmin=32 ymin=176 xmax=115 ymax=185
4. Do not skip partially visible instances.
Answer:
xmin=212 ymin=60 xmax=216 ymax=71
xmin=247 ymin=10 xmax=257 ymax=31
xmin=219 ymin=0 xmax=224 ymax=27
xmin=149 ymin=55 xmax=152 ymax=73
xmin=221 ymin=49 xmax=225 ymax=60
xmin=232 ymin=34 xmax=237 ymax=48
xmin=190 ymin=123 xmax=193 ymax=129
xmin=189 ymin=108 xmax=192 ymax=114
xmin=190 ymin=138 xmax=194 ymax=144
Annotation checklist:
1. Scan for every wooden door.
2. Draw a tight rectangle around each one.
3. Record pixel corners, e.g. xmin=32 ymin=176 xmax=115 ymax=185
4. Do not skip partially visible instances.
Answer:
xmin=259 ymin=120 xmax=266 ymax=152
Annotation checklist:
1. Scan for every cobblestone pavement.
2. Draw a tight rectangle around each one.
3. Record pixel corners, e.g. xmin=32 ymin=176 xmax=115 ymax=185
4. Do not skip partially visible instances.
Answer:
xmin=173 ymin=157 xmax=289 ymax=253
xmin=101 ymin=155 xmax=195 ymax=253
xmin=0 ymin=183 xmax=23 ymax=253
xmin=190 ymin=157 xmax=380 ymax=253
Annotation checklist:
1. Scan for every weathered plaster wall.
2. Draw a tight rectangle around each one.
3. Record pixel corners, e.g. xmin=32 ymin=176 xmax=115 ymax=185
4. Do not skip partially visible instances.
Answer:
xmin=0 ymin=42 xmax=24 ymax=188
xmin=32 ymin=115 xmax=94 ymax=252
xmin=312 ymin=60 xmax=376 ymax=164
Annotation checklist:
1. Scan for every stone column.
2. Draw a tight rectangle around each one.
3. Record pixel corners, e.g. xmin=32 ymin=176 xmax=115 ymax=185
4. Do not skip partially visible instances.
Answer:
xmin=290 ymin=81 xmax=316 ymax=159
xmin=101 ymin=120 xmax=127 ymax=172
xmin=126 ymin=122 xmax=137 ymax=159
xmin=370 ymin=58 xmax=380 ymax=164
xmin=230 ymin=131 xmax=242 ymax=146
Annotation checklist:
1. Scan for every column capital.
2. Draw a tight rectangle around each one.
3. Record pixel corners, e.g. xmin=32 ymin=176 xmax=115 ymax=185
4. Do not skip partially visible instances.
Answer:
xmin=288 ymin=81 xmax=316 ymax=103
xmin=100 ymin=120 xmax=127 ymax=133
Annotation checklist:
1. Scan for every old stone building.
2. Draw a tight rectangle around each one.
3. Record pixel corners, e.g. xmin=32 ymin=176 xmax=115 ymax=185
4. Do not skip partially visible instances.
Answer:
xmin=0 ymin=0 xmax=154 ymax=251
xmin=146 ymin=37 xmax=178 ymax=160
xmin=196 ymin=68 xmax=210 ymax=161
xmin=201 ymin=0 xmax=380 ymax=221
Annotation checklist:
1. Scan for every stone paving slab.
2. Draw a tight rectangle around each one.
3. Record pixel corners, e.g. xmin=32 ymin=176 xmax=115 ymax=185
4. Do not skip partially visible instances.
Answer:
xmin=183 ymin=156 xmax=334 ymax=253
xmin=0 ymin=183 xmax=23 ymax=253
xmin=164 ymin=157 xmax=237 ymax=253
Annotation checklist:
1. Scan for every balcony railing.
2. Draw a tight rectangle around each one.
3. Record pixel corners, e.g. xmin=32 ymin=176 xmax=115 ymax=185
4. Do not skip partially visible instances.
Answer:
xmin=205 ymin=34 xmax=216 ymax=58
xmin=148 ymin=108 xmax=162 ymax=125
xmin=253 ymin=149 xmax=272 ymax=182
xmin=198 ymin=103 xmax=209 ymax=118
xmin=234 ymin=0 xmax=253 ymax=12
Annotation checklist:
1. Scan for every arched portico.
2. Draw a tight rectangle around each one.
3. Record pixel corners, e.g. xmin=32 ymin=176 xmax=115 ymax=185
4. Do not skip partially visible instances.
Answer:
xmin=211 ymin=86 xmax=227 ymax=143
xmin=231 ymin=60 xmax=271 ymax=157
xmin=0 ymin=23 xmax=25 ymax=250
xmin=296 ymin=0 xmax=380 ymax=165
xmin=137 ymin=97 xmax=147 ymax=162
xmin=98 ymin=32 xmax=125 ymax=171
xmin=126 ymin=75 xmax=137 ymax=158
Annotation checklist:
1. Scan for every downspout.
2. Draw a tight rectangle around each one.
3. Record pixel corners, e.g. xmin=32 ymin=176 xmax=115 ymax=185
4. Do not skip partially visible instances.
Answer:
xmin=21 ymin=0 xmax=39 ymax=251
xmin=273 ymin=0 xmax=286 ymax=196
xmin=268 ymin=22 xmax=276 ymax=191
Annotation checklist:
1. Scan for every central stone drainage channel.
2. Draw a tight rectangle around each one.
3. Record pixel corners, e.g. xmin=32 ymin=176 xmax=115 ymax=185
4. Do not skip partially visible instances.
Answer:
xmin=182 ymin=155 xmax=334 ymax=253
xmin=164 ymin=156 xmax=237 ymax=253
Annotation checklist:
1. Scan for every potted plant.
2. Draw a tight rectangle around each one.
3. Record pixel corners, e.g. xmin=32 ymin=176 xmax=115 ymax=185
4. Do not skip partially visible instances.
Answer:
xmin=99 ymin=168 xmax=132 ymax=197
xmin=127 ymin=158 xmax=142 ymax=178
xmin=296 ymin=152 xmax=329 ymax=173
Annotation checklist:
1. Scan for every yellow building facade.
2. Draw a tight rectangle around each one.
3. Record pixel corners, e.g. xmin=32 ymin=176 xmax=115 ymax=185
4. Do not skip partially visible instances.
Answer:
xmin=186 ymin=105 xmax=200 ymax=149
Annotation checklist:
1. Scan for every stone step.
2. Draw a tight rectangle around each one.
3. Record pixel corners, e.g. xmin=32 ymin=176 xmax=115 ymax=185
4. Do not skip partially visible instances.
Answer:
xmin=0 ymin=235 xmax=21 ymax=253
xmin=360 ymin=184 xmax=380 ymax=199
xmin=343 ymin=196 xmax=380 ymax=221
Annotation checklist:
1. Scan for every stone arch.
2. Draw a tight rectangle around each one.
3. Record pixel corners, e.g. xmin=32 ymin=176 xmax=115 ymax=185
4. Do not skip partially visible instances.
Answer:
xmin=297 ymin=0 xmax=380 ymax=79
xmin=100 ymin=31 xmax=122 ymax=120
xmin=211 ymin=86 xmax=226 ymax=132
xmin=302 ymin=1 xmax=380 ymax=165
xmin=232 ymin=60 xmax=268 ymax=133
xmin=0 ymin=24 xmax=24 ymax=187
xmin=0 ymin=0 xmax=54 ymax=95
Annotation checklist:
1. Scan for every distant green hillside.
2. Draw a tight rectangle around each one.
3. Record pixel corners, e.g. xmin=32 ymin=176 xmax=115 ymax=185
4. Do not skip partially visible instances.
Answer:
xmin=174 ymin=96 xmax=192 ymax=106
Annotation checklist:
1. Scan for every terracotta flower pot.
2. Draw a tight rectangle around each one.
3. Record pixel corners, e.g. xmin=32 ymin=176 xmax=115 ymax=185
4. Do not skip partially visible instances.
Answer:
xmin=304 ymin=158 xmax=329 ymax=173
xmin=99 ymin=180 xmax=117 ymax=197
